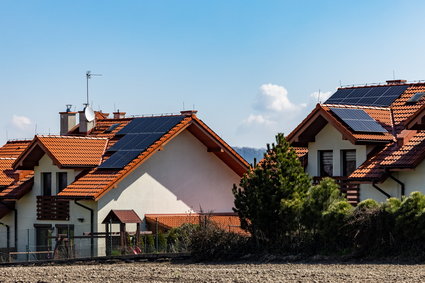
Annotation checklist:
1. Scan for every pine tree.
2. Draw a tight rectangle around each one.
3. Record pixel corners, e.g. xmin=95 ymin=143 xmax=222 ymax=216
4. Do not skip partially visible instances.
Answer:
xmin=232 ymin=133 xmax=311 ymax=248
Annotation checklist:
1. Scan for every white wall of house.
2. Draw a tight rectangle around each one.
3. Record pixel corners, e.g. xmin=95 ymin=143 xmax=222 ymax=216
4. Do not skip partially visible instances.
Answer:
xmin=307 ymin=124 xmax=367 ymax=177
xmin=360 ymin=161 xmax=425 ymax=202
xmin=11 ymin=154 xmax=94 ymax=258
xmin=95 ymin=130 xmax=241 ymax=253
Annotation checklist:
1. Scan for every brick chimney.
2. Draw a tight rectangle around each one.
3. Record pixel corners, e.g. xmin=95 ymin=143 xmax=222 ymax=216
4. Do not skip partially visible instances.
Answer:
xmin=180 ymin=110 xmax=198 ymax=117
xmin=386 ymin=79 xmax=407 ymax=85
xmin=113 ymin=110 xmax=126 ymax=119
xmin=59 ymin=104 xmax=77 ymax=135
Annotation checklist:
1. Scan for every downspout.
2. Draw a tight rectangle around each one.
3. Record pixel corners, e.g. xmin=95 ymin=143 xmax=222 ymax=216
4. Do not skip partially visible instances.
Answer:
xmin=372 ymin=182 xmax=391 ymax=199
xmin=0 ymin=201 xmax=17 ymax=251
xmin=0 ymin=222 xmax=10 ymax=250
xmin=74 ymin=200 xmax=94 ymax=257
xmin=388 ymin=172 xmax=405 ymax=198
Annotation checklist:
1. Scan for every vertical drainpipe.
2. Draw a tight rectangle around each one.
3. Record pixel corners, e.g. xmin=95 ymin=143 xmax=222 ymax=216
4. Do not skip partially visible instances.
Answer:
xmin=0 ymin=201 xmax=17 ymax=252
xmin=74 ymin=200 xmax=94 ymax=257
xmin=388 ymin=172 xmax=405 ymax=198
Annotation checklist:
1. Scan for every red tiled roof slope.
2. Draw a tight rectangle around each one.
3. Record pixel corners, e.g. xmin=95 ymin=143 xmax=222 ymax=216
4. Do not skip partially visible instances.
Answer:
xmin=0 ymin=140 xmax=31 ymax=158
xmin=37 ymin=136 xmax=108 ymax=167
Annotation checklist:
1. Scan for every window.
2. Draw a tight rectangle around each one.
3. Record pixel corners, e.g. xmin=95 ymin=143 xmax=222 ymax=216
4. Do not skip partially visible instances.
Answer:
xmin=319 ymin=150 xmax=333 ymax=177
xmin=56 ymin=172 xmax=68 ymax=194
xmin=41 ymin=173 xmax=52 ymax=196
xmin=342 ymin=150 xmax=356 ymax=176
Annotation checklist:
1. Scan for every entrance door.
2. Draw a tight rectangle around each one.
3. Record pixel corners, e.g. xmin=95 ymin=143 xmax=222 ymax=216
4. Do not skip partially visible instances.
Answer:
xmin=35 ymin=225 xmax=52 ymax=260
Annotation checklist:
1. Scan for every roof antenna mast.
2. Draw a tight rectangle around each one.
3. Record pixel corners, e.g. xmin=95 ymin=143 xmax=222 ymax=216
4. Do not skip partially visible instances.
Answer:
xmin=86 ymin=71 xmax=102 ymax=106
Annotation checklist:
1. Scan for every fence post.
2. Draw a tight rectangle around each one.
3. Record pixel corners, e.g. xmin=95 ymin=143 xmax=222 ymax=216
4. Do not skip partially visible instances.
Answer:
xmin=26 ymin=229 xmax=29 ymax=262
xmin=155 ymin=218 xmax=159 ymax=252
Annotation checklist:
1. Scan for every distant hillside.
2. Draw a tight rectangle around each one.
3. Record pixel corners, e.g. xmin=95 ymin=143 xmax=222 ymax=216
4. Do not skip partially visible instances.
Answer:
xmin=233 ymin=147 xmax=266 ymax=165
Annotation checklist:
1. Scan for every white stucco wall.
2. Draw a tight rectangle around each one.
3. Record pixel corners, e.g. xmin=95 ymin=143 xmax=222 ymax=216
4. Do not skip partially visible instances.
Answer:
xmin=97 ymin=130 xmax=241 ymax=230
xmin=360 ymin=161 xmax=425 ymax=202
xmin=306 ymin=124 xmax=367 ymax=177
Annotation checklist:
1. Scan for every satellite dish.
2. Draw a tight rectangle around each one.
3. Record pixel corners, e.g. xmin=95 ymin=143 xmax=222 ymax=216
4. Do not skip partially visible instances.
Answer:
xmin=85 ymin=105 xmax=95 ymax=122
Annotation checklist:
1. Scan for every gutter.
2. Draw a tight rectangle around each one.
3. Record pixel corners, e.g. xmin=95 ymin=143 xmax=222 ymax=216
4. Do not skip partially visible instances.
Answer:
xmin=0 ymin=201 xmax=17 ymax=251
xmin=74 ymin=200 xmax=94 ymax=257
xmin=372 ymin=182 xmax=391 ymax=199
xmin=388 ymin=172 xmax=405 ymax=198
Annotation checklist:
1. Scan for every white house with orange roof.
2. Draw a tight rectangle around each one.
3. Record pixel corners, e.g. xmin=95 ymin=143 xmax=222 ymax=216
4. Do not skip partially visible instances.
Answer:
xmin=287 ymin=79 xmax=425 ymax=204
xmin=0 ymin=108 xmax=249 ymax=258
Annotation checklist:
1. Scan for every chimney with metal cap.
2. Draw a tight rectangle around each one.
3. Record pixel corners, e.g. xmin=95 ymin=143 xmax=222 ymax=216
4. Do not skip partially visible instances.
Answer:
xmin=59 ymin=104 xmax=77 ymax=135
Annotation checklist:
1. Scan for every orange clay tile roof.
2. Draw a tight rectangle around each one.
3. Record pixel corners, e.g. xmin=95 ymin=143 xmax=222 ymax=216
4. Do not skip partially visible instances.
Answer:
xmin=0 ymin=172 xmax=34 ymax=200
xmin=0 ymin=140 xmax=31 ymax=158
xmin=14 ymin=136 xmax=108 ymax=169
xmin=58 ymin=114 xmax=249 ymax=200
xmin=0 ymin=158 xmax=18 ymax=186
xmin=145 ymin=213 xmax=248 ymax=235
xmin=37 ymin=136 xmax=108 ymax=167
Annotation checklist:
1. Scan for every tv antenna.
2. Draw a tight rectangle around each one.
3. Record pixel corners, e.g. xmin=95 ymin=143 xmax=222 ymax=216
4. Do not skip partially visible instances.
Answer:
xmin=86 ymin=71 xmax=102 ymax=105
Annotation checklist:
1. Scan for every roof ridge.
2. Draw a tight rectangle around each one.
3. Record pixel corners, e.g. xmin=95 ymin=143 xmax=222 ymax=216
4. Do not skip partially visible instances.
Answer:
xmin=37 ymin=135 xmax=108 ymax=140
xmin=0 ymin=158 xmax=16 ymax=160
xmin=322 ymin=104 xmax=390 ymax=111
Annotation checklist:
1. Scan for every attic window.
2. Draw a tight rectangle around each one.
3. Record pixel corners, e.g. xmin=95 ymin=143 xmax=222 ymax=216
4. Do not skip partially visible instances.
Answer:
xmin=105 ymin=123 xmax=121 ymax=133
xmin=406 ymin=92 xmax=425 ymax=104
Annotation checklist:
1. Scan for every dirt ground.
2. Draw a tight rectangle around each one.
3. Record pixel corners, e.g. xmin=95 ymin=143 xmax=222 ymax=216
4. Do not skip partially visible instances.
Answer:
xmin=0 ymin=261 xmax=424 ymax=282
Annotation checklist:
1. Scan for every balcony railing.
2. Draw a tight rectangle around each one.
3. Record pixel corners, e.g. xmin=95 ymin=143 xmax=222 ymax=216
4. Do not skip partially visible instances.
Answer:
xmin=313 ymin=176 xmax=359 ymax=205
xmin=36 ymin=196 xmax=70 ymax=221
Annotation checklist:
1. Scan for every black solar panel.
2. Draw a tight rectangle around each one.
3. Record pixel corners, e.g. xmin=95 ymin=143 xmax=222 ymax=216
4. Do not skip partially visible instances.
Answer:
xmin=98 ymin=150 xmax=141 ymax=169
xmin=330 ymin=108 xmax=387 ymax=133
xmin=407 ymin=92 xmax=425 ymax=104
xmin=99 ymin=115 xmax=185 ymax=169
xmin=325 ymin=85 xmax=409 ymax=107
xmin=105 ymin=123 xmax=121 ymax=133
xmin=108 ymin=133 xmax=164 ymax=152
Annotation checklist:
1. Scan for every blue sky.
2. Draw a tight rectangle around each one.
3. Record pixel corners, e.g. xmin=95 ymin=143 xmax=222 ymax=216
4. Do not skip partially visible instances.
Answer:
xmin=1 ymin=1 xmax=425 ymax=147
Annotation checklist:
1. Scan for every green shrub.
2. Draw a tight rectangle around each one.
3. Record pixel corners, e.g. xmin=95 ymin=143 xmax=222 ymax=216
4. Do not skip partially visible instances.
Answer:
xmin=189 ymin=218 xmax=248 ymax=261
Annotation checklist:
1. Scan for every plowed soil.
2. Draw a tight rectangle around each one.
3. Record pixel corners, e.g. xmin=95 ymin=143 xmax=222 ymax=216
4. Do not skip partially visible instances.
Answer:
xmin=0 ymin=261 xmax=424 ymax=282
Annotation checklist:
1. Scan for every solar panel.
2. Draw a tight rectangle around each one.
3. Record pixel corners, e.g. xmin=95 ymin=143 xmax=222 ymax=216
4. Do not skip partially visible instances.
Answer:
xmin=117 ymin=116 xmax=184 ymax=135
xmin=325 ymin=85 xmax=409 ymax=107
xmin=108 ymin=133 xmax=164 ymax=152
xmin=98 ymin=150 xmax=141 ymax=169
xmin=105 ymin=123 xmax=121 ymax=133
xmin=407 ymin=92 xmax=425 ymax=104
xmin=330 ymin=108 xmax=387 ymax=133
xmin=99 ymin=115 xmax=185 ymax=169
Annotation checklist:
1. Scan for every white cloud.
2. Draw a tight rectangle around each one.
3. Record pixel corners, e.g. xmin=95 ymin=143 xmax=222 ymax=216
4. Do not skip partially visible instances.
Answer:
xmin=11 ymin=115 xmax=32 ymax=130
xmin=237 ymin=84 xmax=333 ymax=147
xmin=254 ymin=83 xmax=305 ymax=113
xmin=242 ymin=114 xmax=275 ymax=127
xmin=310 ymin=90 xmax=332 ymax=103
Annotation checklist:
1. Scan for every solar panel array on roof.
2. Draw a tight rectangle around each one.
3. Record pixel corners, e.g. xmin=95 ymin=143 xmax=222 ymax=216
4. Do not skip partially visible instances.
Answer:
xmin=325 ymin=85 xmax=409 ymax=107
xmin=330 ymin=108 xmax=388 ymax=133
xmin=99 ymin=116 xmax=185 ymax=169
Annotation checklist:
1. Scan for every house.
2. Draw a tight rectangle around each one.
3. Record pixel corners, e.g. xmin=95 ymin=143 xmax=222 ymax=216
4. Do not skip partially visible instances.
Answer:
xmin=287 ymin=79 xmax=425 ymax=204
xmin=0 ymin=108 xmax=249 ymax=258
